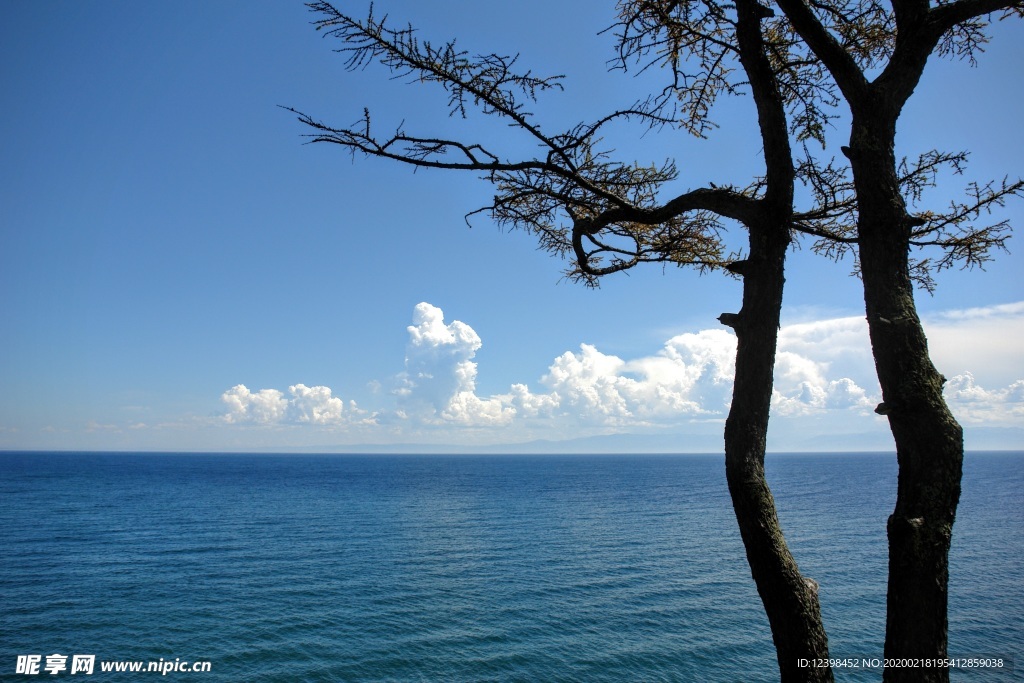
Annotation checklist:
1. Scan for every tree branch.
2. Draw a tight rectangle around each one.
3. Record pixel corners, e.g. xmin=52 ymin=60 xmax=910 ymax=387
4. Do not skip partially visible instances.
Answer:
xmin=929 ymin=0 xmax=1023 ymax=33
xmin=773 ymin=0 xmax=870 ymax=102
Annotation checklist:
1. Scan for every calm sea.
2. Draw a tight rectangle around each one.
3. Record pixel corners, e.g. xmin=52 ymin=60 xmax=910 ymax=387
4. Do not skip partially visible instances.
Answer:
xmin=1 ymin=452 xmax=1020 ymax=682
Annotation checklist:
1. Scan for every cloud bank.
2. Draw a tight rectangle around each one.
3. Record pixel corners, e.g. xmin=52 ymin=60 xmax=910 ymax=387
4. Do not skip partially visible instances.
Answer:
xmin=222 ymin=383 xmax=367 ymax=426
xmin=219 ymin=301 xmax=1024 ymax=447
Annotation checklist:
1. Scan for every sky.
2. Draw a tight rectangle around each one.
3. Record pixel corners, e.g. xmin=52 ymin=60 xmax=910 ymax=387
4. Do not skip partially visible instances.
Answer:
xmin=1 ymin=1 xmax=1021 ymax=453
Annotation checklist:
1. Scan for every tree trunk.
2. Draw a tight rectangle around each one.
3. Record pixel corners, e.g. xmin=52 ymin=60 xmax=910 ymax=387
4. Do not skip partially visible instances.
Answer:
xmin=848 ymin=116 xmax=964 ymax=683
xmin=722 ymin=220 xmax=834 ymax=683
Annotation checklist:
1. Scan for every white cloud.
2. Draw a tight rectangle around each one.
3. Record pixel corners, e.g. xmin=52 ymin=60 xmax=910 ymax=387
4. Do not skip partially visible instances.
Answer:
xmin=222 ymin=386 xmax=287 ymax=424
xmin=452 ymin=329 xmax=738 ymax=430
xmin=772 ymin=378 xmax=874 ymax=417
xmin=215 ymin=301 xmax=1023 ymax=449
xmin=777 ymin=316 xmax=875 ymax=386
xmin=541 ymin=344 xmax=632 ymax=422
xmin=943 ymin=372 xmax=1024 ymax=425
xmin=770 ymin=317 xmax=877 ymax=417
xmin=924 ymin=302 xmax=1024 ymax=386
xmin=774 ymin=351 xmax=829 ymax=390
xmin=288 ymin=383 xmax=346 ymax=424
xmin=505 ymin=383 xmax=560 ymax=418
xmin=629 ymin=330 xmax=737 ymax=416
xmin=922 ymin=304 xmax=1024 ymax=429
xmin=85 ymin=420 xmax=121 ymax=433
xmin=396 ymin=302 xmax=514 ymax=425
xmin=221 ymin=383 xmax=365 ymax=426
xmin=826 ymin=378 xmax=873 ymax=409
xmin=441 ymin=391 xmax=515 ymax=425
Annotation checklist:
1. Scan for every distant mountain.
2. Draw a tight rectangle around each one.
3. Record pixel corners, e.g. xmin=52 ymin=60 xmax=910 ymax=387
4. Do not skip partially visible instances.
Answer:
xmin=961 ymin=425 xmax=1024 ymax=451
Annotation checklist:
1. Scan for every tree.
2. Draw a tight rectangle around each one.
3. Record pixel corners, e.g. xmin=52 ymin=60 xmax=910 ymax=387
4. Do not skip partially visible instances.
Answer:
xmin=766 ymin=1 xmax=1022 ymax=679
xmin=287 ymin=2 xmax=1021 ymax=681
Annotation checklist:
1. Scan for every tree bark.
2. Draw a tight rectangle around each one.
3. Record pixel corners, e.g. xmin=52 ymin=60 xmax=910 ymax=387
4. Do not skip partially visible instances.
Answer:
xmin=722 ymin=219 xmax=834 ymax=683
xmin=848 ymin=113 xmax=964 ymax=683
xmin=721 ymin=3 xmax=834 ymax=679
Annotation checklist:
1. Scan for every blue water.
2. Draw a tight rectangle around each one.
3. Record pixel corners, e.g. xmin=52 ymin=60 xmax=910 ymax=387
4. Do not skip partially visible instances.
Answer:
xmin=1 ymin=452 xmax=1020 ymax=682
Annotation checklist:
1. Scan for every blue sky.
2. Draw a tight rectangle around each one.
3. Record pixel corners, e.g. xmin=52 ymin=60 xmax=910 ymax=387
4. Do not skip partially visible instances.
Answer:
xmin=1 ymin=1 xmax=1021 ymax=453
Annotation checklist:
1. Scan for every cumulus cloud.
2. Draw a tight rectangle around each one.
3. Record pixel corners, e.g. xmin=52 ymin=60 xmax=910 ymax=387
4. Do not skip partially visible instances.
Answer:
xmin=491 ymin=312 xmax=878 ymax=429
xmin=506 ymin=383 xmax=561 ymax=418
xmin=766 ymin=304 xmax=1024 ymax=428
xmin=772 ymin=377 xmax=874 ymax=416
xmin=221 ymin=383 xmax=364 ymax=425
xmin=769 ymin=303 xmax=1024 ymax=425
xmin=924 ymin=302 xmax=1024 ymax=386
xmin=943 ymin=372 xmax=1024 ymax=425
xmin=524 ymin=330 xmax=737 ymax=425
xmin=541 ymin=344 xmax=633 ymax=422
xmin=770 ymin=317 xmax=877 ymax=416
xmin=222 ymin=386 xmax=286 ymax=424
xmin=396 ymin=302 xmax=513 ymax=425
xmin=216 ymin=301 xmax=1023 ymax=447
xmin=777 ymin=316 xmax=875 ymax=383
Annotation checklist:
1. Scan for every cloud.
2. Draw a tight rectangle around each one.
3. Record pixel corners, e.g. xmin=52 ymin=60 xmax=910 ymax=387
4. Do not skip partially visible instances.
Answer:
xmin=916 ymin=304 xmax=1024 ymax=429
xmin=217 ymin=304 xmax=877 ymax=432
xmin=396 ymin=302 xmax=513 ymax=425
xmin=85 ymin=420 xmax=121 ymax=433
xmin=541 ymin=344 xmax=632 ymax=422
xmin=222 ymin=386 xmax=287 ymax=424
xmin=215 ymin=301 xmax=1023 ymax=448
xmin=777 ymin=316 xmax=875 ymax=384
xmin=525 ymin=330 xmax=737 ymax=425
xmin=770 ymin=317 xmax=877 ymax=417
xmin=288 ymin=384 xmax=347 ymax=424
xmin=221 ymin=383 xmax=365 ymax=425
xmin=943 ymin=372 xmax=1024 ymax=426
xmin=772 ymin=378 xmax=874 ymax=417
xmin=924 ymin=302 xmax=1024 ymax=385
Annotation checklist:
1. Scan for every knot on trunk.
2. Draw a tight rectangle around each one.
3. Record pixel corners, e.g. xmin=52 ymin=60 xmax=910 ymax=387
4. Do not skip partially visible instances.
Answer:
xmin=873 ymin=314 xmax=916 ymax=328
xmin=874 ymin=402 xmax=890 ymax=415
xmin=725 ymin=259 xmax=753 ymax=276
xmin=718 ymin=312 xmax=742 ymax=329
xmin=803 ymin=577 xmax=820 ymax=596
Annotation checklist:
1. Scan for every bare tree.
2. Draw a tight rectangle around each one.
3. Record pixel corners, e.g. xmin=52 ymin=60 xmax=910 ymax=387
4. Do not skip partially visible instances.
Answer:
xmin=287 ymin=1 xmax=1021 ymax=680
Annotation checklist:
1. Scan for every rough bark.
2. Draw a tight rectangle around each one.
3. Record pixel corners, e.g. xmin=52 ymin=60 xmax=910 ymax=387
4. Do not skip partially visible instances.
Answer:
xmin=766 ymin=0 xmax=1010 ymax=675
xmin=723 ymin=219 xmax=834 ymax=683
xmin=847 ymin=111 xmax=964 ymax=683
xmin=720 ymin=4 xmax=835 ymax=680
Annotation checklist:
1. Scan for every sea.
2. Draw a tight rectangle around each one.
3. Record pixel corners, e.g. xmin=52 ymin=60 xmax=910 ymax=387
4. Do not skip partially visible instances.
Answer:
xmin=1 ymin=451 xmax=1020 ymax=682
